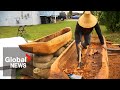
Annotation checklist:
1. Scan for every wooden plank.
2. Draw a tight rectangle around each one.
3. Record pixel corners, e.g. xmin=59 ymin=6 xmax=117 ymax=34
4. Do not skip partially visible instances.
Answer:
xmin=112 ymin=44 xmax=120 ymax=46
xmin=108 ymin=53 xmax=120 ymax=56
xmin=107 ymin=48 xmax=120 ymax=53
xmin=106 ymin=41 xmax=114 ymax=44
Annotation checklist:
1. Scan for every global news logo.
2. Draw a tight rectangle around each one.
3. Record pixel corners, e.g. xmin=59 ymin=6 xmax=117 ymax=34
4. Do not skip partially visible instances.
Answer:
xmin=4 ymin=54 xmax=31 ymax=69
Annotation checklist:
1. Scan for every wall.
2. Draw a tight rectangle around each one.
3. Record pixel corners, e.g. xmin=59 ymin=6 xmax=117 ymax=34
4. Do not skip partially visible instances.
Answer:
xmin=31 ymin=11 xmax=41 ymax=25
xmin=0 ymin=11 xmax=41 ymax=26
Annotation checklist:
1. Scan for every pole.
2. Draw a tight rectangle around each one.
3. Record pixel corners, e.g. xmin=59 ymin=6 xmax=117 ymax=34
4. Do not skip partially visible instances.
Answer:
xmin=54 ymin=11 xmax=56 ymax=23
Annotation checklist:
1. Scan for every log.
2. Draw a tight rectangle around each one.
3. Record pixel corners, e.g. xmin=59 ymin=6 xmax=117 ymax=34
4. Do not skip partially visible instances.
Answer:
xmin=33 ymin=57 xmax=57 ymax=69
xmin=33 ymin=54 xmax=53 ymax=63
xmin=19 ymin=27 xmax=72 ymax=55
xmin=112 ymin=44 xmax=120 ymax=46
xmin=107 ymin=48 xmax=120 ymax=53
xmin=108 ymin=53 xmax=120 ymax=56
xmin=33 ymin=68 xmax=50 ymax=79
xmin=106 ymin=41 xmax=114 ymax=44
xmin=54 ymin=47 xmax=66 ymax=57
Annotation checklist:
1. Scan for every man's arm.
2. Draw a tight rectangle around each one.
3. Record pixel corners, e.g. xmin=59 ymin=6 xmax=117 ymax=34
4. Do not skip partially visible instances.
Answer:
xmin=95 ymin=23 xmax=104 ymax=45
xmin=75 ymin=22 xmax=82 ymax=45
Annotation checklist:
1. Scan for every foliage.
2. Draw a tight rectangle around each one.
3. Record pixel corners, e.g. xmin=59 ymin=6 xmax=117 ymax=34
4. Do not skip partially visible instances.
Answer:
xmin=98 ymin=11 xmax=120 ymax=32
xmin=67 ymin=11 xmax=72 ymax=18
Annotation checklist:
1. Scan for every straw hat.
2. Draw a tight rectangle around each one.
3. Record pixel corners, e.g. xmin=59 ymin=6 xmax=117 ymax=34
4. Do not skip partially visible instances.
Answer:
xmin=78 ymin=11 xmax=97 ymax=28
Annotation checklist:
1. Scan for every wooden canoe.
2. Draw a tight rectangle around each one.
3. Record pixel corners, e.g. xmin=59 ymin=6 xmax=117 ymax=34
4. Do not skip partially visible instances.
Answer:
xmin=19 ymin=27 xmax=72 ymax=55
xmin=49 ymin=36 xmax=109 ymax=79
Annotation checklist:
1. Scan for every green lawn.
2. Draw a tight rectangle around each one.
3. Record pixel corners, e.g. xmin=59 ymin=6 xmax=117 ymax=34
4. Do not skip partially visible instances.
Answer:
xmin=0 ymin=21 xmax=77 ymax=40
xmin=93 ymin=25 xmax=120 ymax=44
xmin=0 ymin=20 xmax=120 ymax=44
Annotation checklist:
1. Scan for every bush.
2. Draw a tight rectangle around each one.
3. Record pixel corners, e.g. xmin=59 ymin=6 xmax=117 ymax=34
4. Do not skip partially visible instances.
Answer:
xmin=98 ymin=11 xmax=120 ymax=32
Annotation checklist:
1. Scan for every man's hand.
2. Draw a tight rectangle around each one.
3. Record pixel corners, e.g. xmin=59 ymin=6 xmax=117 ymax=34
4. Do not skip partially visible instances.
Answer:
xmin=102 ymin=44 xmax=107 ymax=50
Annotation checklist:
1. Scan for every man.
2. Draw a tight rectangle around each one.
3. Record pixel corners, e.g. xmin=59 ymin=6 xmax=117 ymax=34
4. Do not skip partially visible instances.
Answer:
xmin=75 ymin=11 xmax=106 ymax=64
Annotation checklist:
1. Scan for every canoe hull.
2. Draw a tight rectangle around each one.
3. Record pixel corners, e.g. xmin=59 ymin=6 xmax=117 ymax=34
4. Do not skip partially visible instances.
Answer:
xmin=19 ymin=27 xmax=72 ymax=54
xmin=49 ymin=36 xmax=109 ymax=79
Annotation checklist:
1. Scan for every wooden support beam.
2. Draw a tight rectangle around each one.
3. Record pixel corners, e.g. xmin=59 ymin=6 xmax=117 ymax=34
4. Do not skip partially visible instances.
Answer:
xmin=107 ymin=48 xmax=120 ymax=53
xmin=106 ymin=41 xmax=114 ymax=44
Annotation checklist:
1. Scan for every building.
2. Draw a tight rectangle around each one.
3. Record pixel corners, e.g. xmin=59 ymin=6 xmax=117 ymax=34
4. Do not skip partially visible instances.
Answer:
xmin=39 ymin=11 xmax=60 ymax=24
xmin=0 ymin=11 xmax=41 ymax=26
xmin=0 ymin=11 xmax=60 ymax=26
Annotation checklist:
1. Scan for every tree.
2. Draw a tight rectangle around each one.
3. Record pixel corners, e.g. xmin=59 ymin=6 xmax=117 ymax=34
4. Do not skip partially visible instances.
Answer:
xmin=67 ymin=11 xmax=72 ymax=18
xmin=98 ymin=11 xmax=120 ymax=32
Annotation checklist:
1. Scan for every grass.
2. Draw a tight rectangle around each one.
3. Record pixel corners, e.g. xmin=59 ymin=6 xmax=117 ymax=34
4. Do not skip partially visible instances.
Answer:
xmin=93 ymin=25 xmax=120 ymax=44
xmin=0 ymin=20 xmax=77 ymax=40
xmin=0 ymin=20 xmax=120 ymax=44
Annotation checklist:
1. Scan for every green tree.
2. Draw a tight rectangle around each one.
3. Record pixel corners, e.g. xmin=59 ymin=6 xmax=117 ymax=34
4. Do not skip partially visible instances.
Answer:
xmin=98 ymin=11 xmax=120 ymax=32
xmin=67 ymin=11 xmax=72 ymax=18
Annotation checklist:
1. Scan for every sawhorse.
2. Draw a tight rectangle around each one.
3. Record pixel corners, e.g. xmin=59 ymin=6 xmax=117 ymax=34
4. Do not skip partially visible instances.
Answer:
xmin=17 ymin=25 xmax=27 ymax=36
